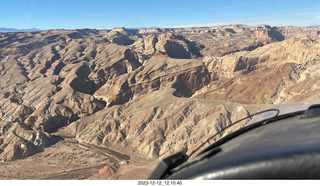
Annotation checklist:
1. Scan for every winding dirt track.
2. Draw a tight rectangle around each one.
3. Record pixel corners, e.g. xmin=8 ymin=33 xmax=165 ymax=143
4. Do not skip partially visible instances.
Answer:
xmin=39 ymin=163 xmax=108 ymax=180
xmin=0 ymin=134 xmax=132 ymax=180
xmin=79 ymin=142 xmax=131 ymax=162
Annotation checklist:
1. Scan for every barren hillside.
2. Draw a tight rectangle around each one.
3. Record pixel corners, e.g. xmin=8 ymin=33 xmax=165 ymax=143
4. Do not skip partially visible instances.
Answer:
xmin=0 ymin=25 xmax=320 ymax=179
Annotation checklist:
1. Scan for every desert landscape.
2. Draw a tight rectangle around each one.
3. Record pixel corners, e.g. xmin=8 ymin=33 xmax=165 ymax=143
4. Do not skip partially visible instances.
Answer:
xmin=0 ymin=24 xmax=320 ymax=179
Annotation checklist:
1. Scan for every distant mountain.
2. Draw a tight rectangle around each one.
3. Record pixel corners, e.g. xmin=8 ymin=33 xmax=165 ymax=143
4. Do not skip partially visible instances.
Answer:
xmin=0 ymin=28 xmax=41 ymax=33
xmin=307 ymin=24 xmax=320 ymax=27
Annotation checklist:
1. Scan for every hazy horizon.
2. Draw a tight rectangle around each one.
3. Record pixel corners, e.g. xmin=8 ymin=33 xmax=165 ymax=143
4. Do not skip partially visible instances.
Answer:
xmin=1 ymin=24 xmax=320 ymax=33
xmin=0 ymin=0 xmax=320 ymax=30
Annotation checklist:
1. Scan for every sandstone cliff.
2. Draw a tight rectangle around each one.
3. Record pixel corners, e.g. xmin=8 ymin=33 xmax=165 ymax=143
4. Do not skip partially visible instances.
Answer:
xmin=194 ymin=34 xmax=320 ymax=104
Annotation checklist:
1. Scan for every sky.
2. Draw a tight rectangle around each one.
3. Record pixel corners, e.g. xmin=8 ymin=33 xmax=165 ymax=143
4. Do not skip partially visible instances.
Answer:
xmin=0 ymin=0 xmax=320 ymax=30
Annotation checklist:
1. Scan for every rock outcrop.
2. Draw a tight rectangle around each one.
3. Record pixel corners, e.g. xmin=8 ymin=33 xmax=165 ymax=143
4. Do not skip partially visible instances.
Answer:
xmin=0 ymin=121 xmax=52 ymax=161
xmin=131 ymin=33 xmax=202 ymax=60
xmin=94 ymin=55 xmax=210 ymax=106
xmin=193 ymin=34 xmax=320 ymax=104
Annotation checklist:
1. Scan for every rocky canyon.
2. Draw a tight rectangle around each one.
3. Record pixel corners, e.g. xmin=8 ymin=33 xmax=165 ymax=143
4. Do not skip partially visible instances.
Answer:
xmin=0 ymin=24 xmax=320 ymax=179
